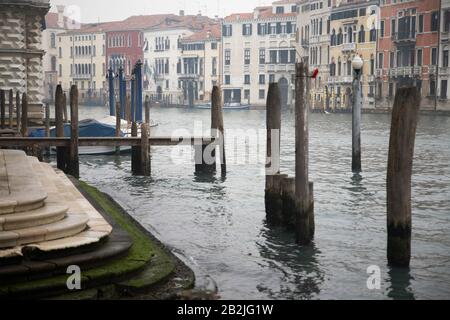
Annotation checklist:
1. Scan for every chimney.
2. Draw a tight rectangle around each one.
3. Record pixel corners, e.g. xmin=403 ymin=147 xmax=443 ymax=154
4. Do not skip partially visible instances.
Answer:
xmin=179 ymin=10 xmax=185 ymax=16
xmin=57 ymin=5 xmax=65 ymax=28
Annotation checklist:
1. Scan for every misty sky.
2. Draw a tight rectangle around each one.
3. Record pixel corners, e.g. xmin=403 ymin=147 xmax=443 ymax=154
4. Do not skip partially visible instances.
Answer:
xmin=49 ymin=0 xmax=274 ymax=23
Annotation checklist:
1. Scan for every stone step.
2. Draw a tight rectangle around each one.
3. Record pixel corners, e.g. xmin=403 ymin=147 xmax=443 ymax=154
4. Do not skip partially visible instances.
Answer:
xmin=0 ymin=205 xmax=68 ymax=231
xmin=0 ymin=214 xmax=89 ymax=249
xmin=0 ymin=150 xmax=47 ymax=214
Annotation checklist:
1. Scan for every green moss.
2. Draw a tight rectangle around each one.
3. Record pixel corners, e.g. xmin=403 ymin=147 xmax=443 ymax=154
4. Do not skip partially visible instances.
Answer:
xmin=0 ymin=181 xmax=176 ymax=299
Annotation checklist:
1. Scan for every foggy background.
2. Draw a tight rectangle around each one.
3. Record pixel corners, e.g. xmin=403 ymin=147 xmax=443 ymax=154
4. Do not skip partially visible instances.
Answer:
xmin=49 ymin=0 xmax=274 ymax=23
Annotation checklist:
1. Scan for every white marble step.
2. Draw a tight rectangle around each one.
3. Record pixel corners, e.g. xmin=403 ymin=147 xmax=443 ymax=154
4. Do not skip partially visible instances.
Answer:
xmin=0 ymin=150 xmax=47 ymax=214
xmin=0 ymin=214 xmax=89 ymax=249
xmin=0 ymin=205 xmax=68 ymax=231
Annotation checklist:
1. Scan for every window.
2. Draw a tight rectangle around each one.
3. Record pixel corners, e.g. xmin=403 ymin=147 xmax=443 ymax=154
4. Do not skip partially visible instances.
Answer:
xmin=225 ymin=75 xmax=231 ymax=85
xmin=358 ymin=25 xmax=365 ymax=43
xmin=369 ymin=24 xmax=376 ymax=42
xmin=223 ymin=25 xmax=232 ymax=37
xmin=244 ymin=75 xmax=250 ymax=84
xmin=370 ymin=55 xmax=375 ymax=75
xmin=51 ymin=56 xmax=56 ymax=71
xmin=225 ymin=50 xmax=231 ymax=65
xmin=445 ymin=10 xmax=450 ymax=32
xmin=380 ymin=21 xmax=385 ymax=37
xmin=259 ymin=49 xmax=266 ymax=64
xmin=279 ymin=50 xmax=288 ymax=64
xmin=390 ymin=51 xmax=395 ymax=68
xmin=291 ymin=5 xmax=297 ymax=13
xmin=417 ymin=49 xmax=422 ymax=66
xmin=431 ymin=11 xmax=439 ymax=32
xmin=269 ymin=74 xmax=275 ymax=83
xmin=378 ymin=53 xmax=383 ymax=69
xmin=211 ymin=42 xmax=218 ymax=50
xmin=430 ymin=80 xmax=436 ymax=96
xmin=244 ymin=90 xmax=250 ymax=101
xmin=391 ymin=19 xmax=396 ymax=37
xmin=276 ymin=6 xmax=284 ymax=14
xmin=444 ymin=50 xmax=449 ymax=68
xmin=418 ymin=15 xmax=424 ymax=33
xmin=388 ymin=82 xmax=394 ymax=97
xmin=441 ymin=80 xmax=448 ymax=99
xmin=212 ymin=57 xmax=217 ymax=76
xmin=59 ymin=64 xmax=62 ymax=77
xmin=243 ymin=24 xmax=252 ymax=36
xmin=258 ymin=23 xmax=267 ymax=35
xmin=431 ymin=48 xmax=438 ymax=65
xmin=50 ymin=33 xmax=56 ymax=48
xmin=59 ymin=47 xmax=62 ymax=58
xmin=166 ymin=80 xmax=169 ymax=90
xmin=244 ymin=49 xmax=251 ymax=65
xmin=259 ymin=75 xmax=265 ymax=84
xmin=269 ymin=51 xmax=277 ymax=64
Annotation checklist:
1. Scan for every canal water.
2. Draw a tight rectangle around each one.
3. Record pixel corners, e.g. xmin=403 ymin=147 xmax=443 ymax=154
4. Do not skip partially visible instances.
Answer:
xmin=75 ymin=105 xmax=450 ymax=300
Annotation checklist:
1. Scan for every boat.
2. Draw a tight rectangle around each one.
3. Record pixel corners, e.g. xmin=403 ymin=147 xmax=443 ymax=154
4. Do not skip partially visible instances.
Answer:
xmin=29 ymin=119 xmax=132 ymax=155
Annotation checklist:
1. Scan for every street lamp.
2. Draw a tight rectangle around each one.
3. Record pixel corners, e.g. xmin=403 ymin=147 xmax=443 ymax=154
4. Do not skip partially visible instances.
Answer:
xmin=352 ymin=55 xmax=363 ymax=173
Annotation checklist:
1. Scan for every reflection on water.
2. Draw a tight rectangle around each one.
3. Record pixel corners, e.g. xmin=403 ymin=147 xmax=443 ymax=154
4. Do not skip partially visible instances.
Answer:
xmin=73 ymin=105 xmax=450 ymax=300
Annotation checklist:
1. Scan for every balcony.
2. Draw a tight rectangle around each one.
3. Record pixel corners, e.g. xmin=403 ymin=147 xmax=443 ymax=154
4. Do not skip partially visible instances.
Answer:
xmin=367 ymin=75 xmax=376 ymax=83
xmin=393 ymin=31 xmax=416 ymax=44
xmin=389 ymin=69 xmax=397 ymax=77
xmin=73 ymin=74 xmax=92 ymax=80
xmin=341 ymin=43 xmax=356 ymax=52
xmin=244 ymin=65 xmax=250 ymax=73
xmin=440 ymin=67 xmax=449 ymax=76
xmin=441 ymin=31 xmax=449 ymax=41
xmin=224 ymin=65 xmax=230 ymax=73
xmin=413 ymin=66 xmax=422 ymax=76
xmin=178 ymin=73 xmax=200 ymax=80
xmin=429 ymin=66 xmax=437 ymax=75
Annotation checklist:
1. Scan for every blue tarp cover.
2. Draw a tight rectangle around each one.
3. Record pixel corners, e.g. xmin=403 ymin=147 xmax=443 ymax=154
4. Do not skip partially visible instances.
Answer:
xmin=29 ymin=119 xmax=123 ymax=137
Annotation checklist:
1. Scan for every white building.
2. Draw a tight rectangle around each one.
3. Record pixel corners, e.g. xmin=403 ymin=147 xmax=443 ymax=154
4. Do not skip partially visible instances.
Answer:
xmin=296 ymin=0 xmax=311 ymax=62
xmin=143 ymin=14 xmax=213 ymax=105
xmin=438 ymin=0 xmax=450 ymax=109
xmin=222 ymin=1 xmax=298 ymax=107
xmin=42 ymin=6 xmax=72 ymax=102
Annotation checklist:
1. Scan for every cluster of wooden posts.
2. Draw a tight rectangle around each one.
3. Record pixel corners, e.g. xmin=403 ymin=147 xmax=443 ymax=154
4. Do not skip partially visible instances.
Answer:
xmin=265 ymin=62 xmax=421 ymax=267
xmin=265 ymin=62 xmax=315 ymax=245
xmin=0 ymin=89 xmax=28 ymax=137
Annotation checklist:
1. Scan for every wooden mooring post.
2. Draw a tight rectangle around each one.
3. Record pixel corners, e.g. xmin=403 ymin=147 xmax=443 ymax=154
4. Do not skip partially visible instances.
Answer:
xmin=16 ymin=91 xmax=21 ymax=132
xmin=145 ymin=95 xmax=150 ymax=125
xmin=1 ymin=90 xmax=5 ymax=129
xmin=211 ymin=86 xmax=226 ymax=176
xmin=21 ymin=93 xmax=28 ymax=137
xmin=387 ymin=87 xmax=420 ymax=267
xmin=67 ymin=85 xmax=79 ymax=178
xmin=115 ymin=101 xmax=121 ymax=155
xmin=140 ymin=122 xmax=151 ymax=176
xmin=295 ymin=62 xmax=314 ymax=245
xmin=8 ymin=89 xmax=13 ymax=129
xmin=131 ymin=121 xmax=140 ymax=174
xmin=55 ymin=85 xmax=67 ymax=171
xmin=63 ymin=92 xmax=68 ymax=123
xmin=265 ymin=83 xmax=283 ymax=224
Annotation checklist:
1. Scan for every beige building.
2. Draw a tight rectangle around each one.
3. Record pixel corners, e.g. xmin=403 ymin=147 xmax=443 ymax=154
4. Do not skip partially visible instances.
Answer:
xmin=222 ymin=1 xmax=298 ymax=107
xmin=328 ymin=0 xmax=378 ymax=110
xmin=178 ymin=22 xmax=222 ymax=105
xmin=438 ymin=0 xmax=450 ymax=109
xmin=57 ymin=24 xmax=110 ymax=105
xmin=42 ymin=6 xmax=72 ymax=102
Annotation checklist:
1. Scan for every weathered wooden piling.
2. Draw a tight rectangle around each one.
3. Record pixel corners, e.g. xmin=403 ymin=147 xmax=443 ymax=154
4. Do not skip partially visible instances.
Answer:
xmin=67 ymin=86 xmax=79 ymax=178
xmin=211 ymin=86 xmax=226 ymax=175
xmin=115 ymin=101 xmax=121 ymax=155
xmin=265 ymin=83 xmax=282 ymax=223
xmin=131 ymin=121 xmax=141 ymax=174
xmin=8 ymin=89 xmax=13 ymax=129
xmin=140 ymin=123 xmax=151 ymax=176
xmin=352 ymin=71 xmax=362 ymax=173
xmin=16 ymin=91 xmax=21 ymax=131
xmin=145 ymin=95 xmax=150 ymax=125
xmin=126 ymin=94 xmax=131 ymax=123
xmin=63 ymin=92 xmax=68 ymax=123
xmin=21 ymin=93 xmax=28 ymax=137
xmin=281 ymin=177 xmax=295 ymax=228
xmin=45 ymin=103 xmax=50 ymax=137
xmin=295 ymin=62 xmax=314 ymax=245
xmin=55 ymin=85 xmax=66 ymax=171
xmin=387 ymin=87 xmax=421 ymax=267
xmin=1 ymin=90 xmax=5 ymax=129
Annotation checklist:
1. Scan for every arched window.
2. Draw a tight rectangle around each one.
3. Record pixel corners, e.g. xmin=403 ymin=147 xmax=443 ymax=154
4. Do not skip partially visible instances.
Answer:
xmin=370 ymin=23 xmax=377 ymax=41
xmin=347 ymin=59 xmax=351 ymax=76
xmin=338 ymin=28 xmax=343 ymax=45
xmin=347 ymin=27 xmax=352 ymax=43
xmin=359 ymin=25 xmax=365 ymax=43
xmin=50 ymin=33 xmax=56 ymax=48
xmin=331 ymin=29 xmax=336 ymax=46
xmin=338 ymin=58 xmax=342 ymax=76
xmin=51 ymin=56 xmax=57 ymax=71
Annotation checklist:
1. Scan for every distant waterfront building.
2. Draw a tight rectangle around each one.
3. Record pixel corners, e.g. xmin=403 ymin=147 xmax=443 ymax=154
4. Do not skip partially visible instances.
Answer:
xmin=43 ymin=6 xmax=72 ymax=102
xmin=438 ymin=0 xmax=450 ymax=109
xmin=296 ymin=0 xmax=311 ymax=64
xmin=179 ymin=22 xmax=222 ymax=105
xmin=329 ymin=0 xmax=379 ymax=110
xmin=0 ymin=0 xmax=50 ymax=121
xmin=143 ymin=14 xmax=213 ymax=105
xmin=377 ymin=0 xmax=440 ymax=110
xmin=57 ymin=23 xmax=111 ymax=105
xmin=222 ymin=1 xmax=298 ymax=107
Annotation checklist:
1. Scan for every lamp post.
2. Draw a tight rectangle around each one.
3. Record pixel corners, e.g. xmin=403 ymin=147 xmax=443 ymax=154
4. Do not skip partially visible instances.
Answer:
xmin=352 ymin=55 xmax=363 ymax=173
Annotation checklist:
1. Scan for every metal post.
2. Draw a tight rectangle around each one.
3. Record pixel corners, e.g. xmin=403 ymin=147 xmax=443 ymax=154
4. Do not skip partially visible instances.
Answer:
xmin=352 ymin=70 xmax=362 ymax=173
xmin=108 ymin=68 xmax=115 ymax=116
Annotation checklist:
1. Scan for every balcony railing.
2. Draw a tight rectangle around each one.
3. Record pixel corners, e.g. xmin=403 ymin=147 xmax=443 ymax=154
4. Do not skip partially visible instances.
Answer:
xmin=429 ymin=65 xmax=437 ymax=74
xmin=393 ymin=31 xmax=416 ymax=43
xmin=413 ymin=66 xmax=422 ymax=76
xmin=73 ymin=74 xmax=92 ymax=79
xmin=367 ymin=75 xmax=375 ymax=83
xmin=440 ymin=67 xmax=449 ymax=75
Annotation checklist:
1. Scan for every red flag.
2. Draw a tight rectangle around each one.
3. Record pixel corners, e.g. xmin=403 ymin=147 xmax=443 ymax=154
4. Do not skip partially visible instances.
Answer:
xmin=311 ymin=68 xmax=319 ymax=79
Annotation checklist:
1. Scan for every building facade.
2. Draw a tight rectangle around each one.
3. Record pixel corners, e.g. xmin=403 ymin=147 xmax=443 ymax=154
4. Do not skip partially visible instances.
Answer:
xmin=106 ymin=30 xmax=144 ymax=77
xmin=42 ymin=6 xmax=71 ymax=102
xmin=0 ymin=0 xmax=50 ymax=121
xmin=179 ymin=23 xmax=222 ymax=106
xmin=329 ymin=0 xmax=379 ymax=110
xmin=57 ymin=25 xmax=109 ymax=105
xmin=438 ymin=0 xmax=450 ymax=109
xmin=377 ymin=0 xmax=440 ymax=110
xmin=222 ymin=1 xmax=298 ymax=107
